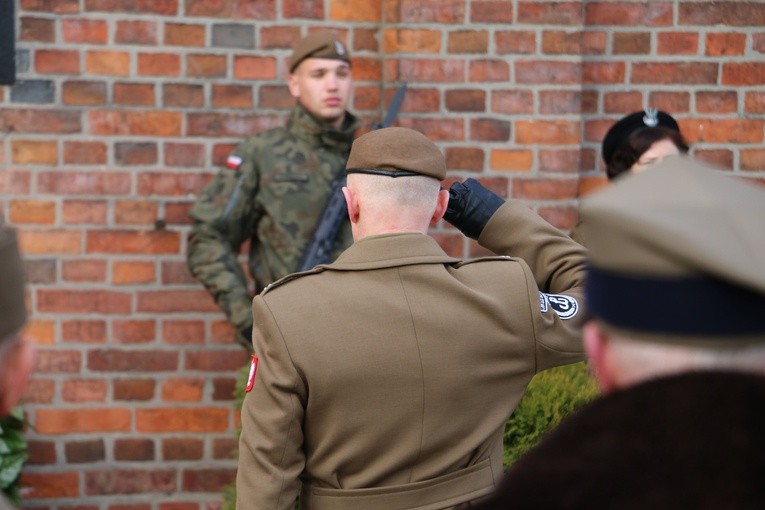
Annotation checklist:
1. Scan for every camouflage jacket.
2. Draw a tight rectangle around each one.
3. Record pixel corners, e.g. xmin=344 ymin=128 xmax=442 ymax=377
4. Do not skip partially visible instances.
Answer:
xmin=187 ymin=105 xmax=360 ymax=342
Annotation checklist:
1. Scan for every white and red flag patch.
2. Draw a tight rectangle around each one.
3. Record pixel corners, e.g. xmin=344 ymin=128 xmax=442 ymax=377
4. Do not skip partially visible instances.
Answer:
xmin=245 ymin=354 xmax=258 ymax=392
xmin=226 ymin=155 xmax=243 ymax=170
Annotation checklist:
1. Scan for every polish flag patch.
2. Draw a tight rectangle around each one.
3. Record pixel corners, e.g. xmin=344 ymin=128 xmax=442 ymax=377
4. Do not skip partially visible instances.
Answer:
xmin=245 ymin=354 xmax=259 ymax=392
xmin=226 ymin=155 xmax=243 ymax=170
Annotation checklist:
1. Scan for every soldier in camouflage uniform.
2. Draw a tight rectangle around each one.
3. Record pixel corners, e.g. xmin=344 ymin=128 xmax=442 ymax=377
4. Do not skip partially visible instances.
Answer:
xmin=187 ymin=31 xmax=360 ymax=349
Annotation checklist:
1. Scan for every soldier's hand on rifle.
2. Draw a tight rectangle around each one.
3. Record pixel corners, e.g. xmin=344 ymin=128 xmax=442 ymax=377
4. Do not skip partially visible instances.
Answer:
xmin=443 ymin=178 xmax=505 ymax=240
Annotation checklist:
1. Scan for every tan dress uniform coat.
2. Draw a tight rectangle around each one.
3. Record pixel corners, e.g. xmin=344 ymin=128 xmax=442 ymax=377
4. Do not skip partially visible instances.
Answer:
xmin=237 ymin=200 xmax=588 ymax=510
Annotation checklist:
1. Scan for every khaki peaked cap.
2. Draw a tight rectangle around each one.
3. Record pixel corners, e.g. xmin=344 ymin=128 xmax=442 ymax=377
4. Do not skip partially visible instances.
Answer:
xmin=579 ymin=155 xmax=765 ymax=338
xmin=0 ymin=226 xmax=27 ymax=342
xmin=289 ymin=30 xmax=350 ymax=73
xmin=346 ymin=127 xmax=446 ymax=181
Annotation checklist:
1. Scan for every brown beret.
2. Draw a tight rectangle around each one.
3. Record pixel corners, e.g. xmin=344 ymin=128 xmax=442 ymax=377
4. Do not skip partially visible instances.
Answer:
xmin=579 ymin=155 xmax=765 ymax=339
xmin=0 ymin=226 xmax=27 ymax=342
xmin=346 ymin=127 xmax=446 ymax=181
xmin=289 ymin=30 xmax=350 ymax=73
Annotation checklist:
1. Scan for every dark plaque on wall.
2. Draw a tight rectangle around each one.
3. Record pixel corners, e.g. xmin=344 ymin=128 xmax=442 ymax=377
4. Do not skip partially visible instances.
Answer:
xmin=0 ymin=0 xmax=16 ymax=85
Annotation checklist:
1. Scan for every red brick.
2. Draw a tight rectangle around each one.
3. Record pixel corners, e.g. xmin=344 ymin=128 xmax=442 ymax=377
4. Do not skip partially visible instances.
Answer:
xmin=212 ymin=84 xmax=254 ymax=108
xmin=27 ymin=440 xmax=57 ymax=465
xmin=512 ymin=178 xmax=579 ymax=200
xmin=632 ymin=62 xmax=718 ymax=85
xmin=40 ymin=169 xmax=130 ymax=195
xmin=470 ymin=118 xmax=510 ymax=142
xmin=495 ymin=30 xmax=536 ymax=54
xmin=164 ymin=143 xmax=206 ymax=167
xmin=694 ymin=149 xmax=733 ymax=171
xmin=516 ymin=60 xmax=581 ymax=84
xmin=705 ymin=32 xmax=746 ymax=56
xmin=62 ymin=379 xmax=108 ymax=402
xmin=64 ymin=141 xmax=108 ymax=164
xmin=471 ymin=0 xmax=513 ymax=23
xmin=469 ymin=60 xmax=510 ymax=82
xmin=62 ymin=18 xmax=108 ymax=44
xmin=388 ymin=0 xmax=465 ymax=23
xmin=448 ymin=30 xmax=488 ymax=53
xmin=137 ymin=290 xmax=218 ymax=313
xmin=331 ymin=0 xmax=380 ymax=21
xmin=260 ymin=26 xmax=301 ymax=49
xmin=490 ymin=149 xmax=533 ymax=172
xmin=113 ymin=261 xmax=156 ymax=285
xmin=745 ymin=92 xmax=765 ymax=114
xmin=162 ymin=320 xmax=205 ymax=344
xmin=136 ymin=408 xmax=230 ymax=432
xmin=138 ymin=53 xmax=181 ymax=76
xmin=63 ymin=200 xmax=108 ymax=224
xmin=657 ymin=32 xmax=699 ymax=55
xmin=84 ymin=0 xmax=179 ymax=15
xmin=37 ymin=290 xmax=132 ymax=314
xmin=9 ymin=200 xmax=56 ymax=224
xmin=115 ymin=142 xmax=158 ymax=165
xmin=12 ymin=140 xmax=58 ymax=164
xmin=182 ymin=468 xmax=236 ymax=492
xmin=36 ymin=50 xmax=81 ymax=74
xmin=21 ymin=0 xmax=80 ymax=12
xmin=162 ymin=83 xmax=205 ymax=107
xmin=613 ymin=32 xmax=651 ymax=54
xmin=62 ymin=320 xmax=107 ymax=343
xmin=186 ymin=54 xmax=227 ymax=78
xmin=63 ymin=80 xmax=108 ymax=105
xmin=161 ymin=377 xmax=204 ymax=402
xmin=84 ymin=469 xmax=177 ymax=495
xmin=232 ymin=56 xmax=278 ymax=81
xmin=23 ymin=378 xmax=56 ymax=404
xmin=185 ymin=0 xmax=232 ymax=17
xmin=399 ymin=118 xmax=465 ymax=142
xmin=164 ymin=203 xmax=194 ymax=226
xmin=397 ymin=58 xmax=466 ymax=83
xmin=18 ymin=230 xmax=82 ymax=255
xmin=603 ymin=91 xmax=643 ymax=114
xmin=86 ymin=50 xmax=131 ymax=76
xmin=114 ymin=379 xmax=156 ymax=401
xmin=88 ymin=349 xmax=179 ymax=372
xmin=213 ymin=377 xmax=237 ymax=401
xmin=212 ymin=437 xmax=238 ymax=460
xmin=384 ymin=28 xmax=440 ymax=53
xmin=679 ymin=2 xmax=765 ymax=26
xmin=25 ymin=320 xmax=55 ymax=344
xmin=445 ymin=147 xmax=484 ymax=172
xmin=115 ymin=439 xmax=155 ymax=461
xmin=161 ymin=261 xmax=198 ymax=285
xmin=539 ymin=205 xmax=578 ymax=231
xmin=36 ymin=409 xmax=132 ymax=434
xmin=187 ymin=113 xmax=282 ymax=137
xmin=0 ymin=108 xmax=82 ymax=133
xmin=516 ymin=120 xmax=580 ymax=144
xmin=136 ymin=172 xmax=210 ymax=196
xmin=722 ymin=63 xmax=765 ymax=86
xmin=62 ymin=259 xmax=107 ymax=282
xmin=234 ymin=0 xmax=276 ymax=19
xmin=115 ymin=20 xmax=158 ymax=45
xmin=755 ymin=34 xmax=765 ymax=54
xmin=185 ymin=350 xmax=249 ymax=371
xmin=679 ymin=119 xmax=764 ymax=144
xmin=539 ymin=149 xmax=584 ymax=173
xmin=20 ymin=16 xmax=55 ymax=42
xmin=741 ymin=149 xmax=765 ymax=171
xmin=162 ymin=438 xmax=204 ymax=461
xmin=164 ymin=23 xmax=206 ymax=47
xmin=0 ymin=171 xmax=30 ymax=194
xmin=159 ymin=504 xmax=199 ymax=510
xmin=586 ymin=2 xmax=673 ymax=26
xmin=583 ymin=61 xmax=625 ymax=84
xmin=649 ymin=91 xmax=691 ymax=113
xmin=445 ymin=89 xmax=486 ymax=112
xmin=539 ymin=90 xmax=586 ymax=115
xmin=113 ymin=320 xmax=156 ymax=344
xmin=114 ymin=82 xmax=156 ymax=106
xmin=20 ymin=472 xmax=80 ymax=499
xmin=88 ymin=110 xmax=182 ymax=136
xmin=696 ymin=91 xmax=738 ymax=114
xmin=542 ymin=31 xmax=606 ymax=55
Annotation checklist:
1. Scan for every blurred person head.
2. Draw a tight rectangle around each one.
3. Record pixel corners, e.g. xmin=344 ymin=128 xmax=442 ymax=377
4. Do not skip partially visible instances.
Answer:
xmin=602 ymin=109 xmax=689 ymax=180
xmin=0 ymin=225 xmax=34 ymax=417
xmin=288 ymin=30 xmax=353 ymax=129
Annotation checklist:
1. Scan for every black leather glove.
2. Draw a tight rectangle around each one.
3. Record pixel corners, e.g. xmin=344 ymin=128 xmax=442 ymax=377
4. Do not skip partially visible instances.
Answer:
xmin=443 ymin=178 xmax=505 ymax=239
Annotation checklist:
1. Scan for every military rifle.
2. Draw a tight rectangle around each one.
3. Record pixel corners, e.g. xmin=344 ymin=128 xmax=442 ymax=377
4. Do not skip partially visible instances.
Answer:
xmin=296 ymin=83 xmax=408 ymax=272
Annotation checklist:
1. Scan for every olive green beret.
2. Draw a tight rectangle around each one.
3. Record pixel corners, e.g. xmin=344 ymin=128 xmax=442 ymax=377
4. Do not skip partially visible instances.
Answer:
xmin=289 ymin=30 xmax=350 ymax=73
xmin=0 ymin=226 xmax=27 ymax=343
xmin=579 ymin=155 xmax=765 ymax=338
xmin=346 ymin=127 xmax=446 ymax=181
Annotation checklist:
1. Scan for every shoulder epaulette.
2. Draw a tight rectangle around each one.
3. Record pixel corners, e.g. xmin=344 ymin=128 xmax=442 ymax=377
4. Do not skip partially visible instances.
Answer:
xmin=261 ymin=265 xmax=328 ymax=295
xmin=451 ymin=255 xmax=515 ymax=268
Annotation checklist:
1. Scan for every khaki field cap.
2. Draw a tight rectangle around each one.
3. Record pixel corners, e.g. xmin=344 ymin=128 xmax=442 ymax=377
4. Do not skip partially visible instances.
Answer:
xmin=346 ymin=127 xmax=446 ymax=181
xmin=289 ymin=30 xmax=350 ymax=73
xmin=0 ymin=226 xmax=27 ymax=342
xmin=579 ymin=156 xmax=765 ymax=338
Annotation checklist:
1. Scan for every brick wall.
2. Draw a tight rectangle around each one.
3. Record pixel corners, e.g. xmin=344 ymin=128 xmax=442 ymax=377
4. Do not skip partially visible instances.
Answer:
xmin=1 ymin=1 xmax=764 ymax=508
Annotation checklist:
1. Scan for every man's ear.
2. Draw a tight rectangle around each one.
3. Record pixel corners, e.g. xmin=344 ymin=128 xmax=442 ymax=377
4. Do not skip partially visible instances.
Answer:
xmin=430 ymin=188 xmax=450 ymax=225
xmin=583 ymin=321 xmax=616 ymax=394
xmin=287 ymin=73 xmax=300 ymax=99
xmin=342 ymin=186 xmax=359 ymax=224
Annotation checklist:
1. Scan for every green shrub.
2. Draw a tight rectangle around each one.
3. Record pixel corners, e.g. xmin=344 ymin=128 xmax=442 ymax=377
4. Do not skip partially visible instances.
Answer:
xmin=0 ymin=407 xmax=28 ymax=506
xmin=503 ymin=362 xmax=598 ymax=465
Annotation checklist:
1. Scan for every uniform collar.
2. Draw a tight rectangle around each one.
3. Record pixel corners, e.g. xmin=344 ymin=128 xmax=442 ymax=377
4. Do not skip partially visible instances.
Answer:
xmin=329 ymin=233 xmax=460 ymax=270
xmin=288 ymin=104 xmax=360 ymax=150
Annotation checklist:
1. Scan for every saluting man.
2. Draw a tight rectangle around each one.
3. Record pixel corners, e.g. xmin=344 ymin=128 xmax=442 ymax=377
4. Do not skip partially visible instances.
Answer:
xmin=187 ymin=30 xmax=359 ymax=348
xmin=236 ymin=127 xmax=588 ymax=510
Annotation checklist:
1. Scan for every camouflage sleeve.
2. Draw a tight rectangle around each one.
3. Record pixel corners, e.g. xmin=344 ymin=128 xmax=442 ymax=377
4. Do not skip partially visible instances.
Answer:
xmin=187 ymin=148 xmax=260 ymax=334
